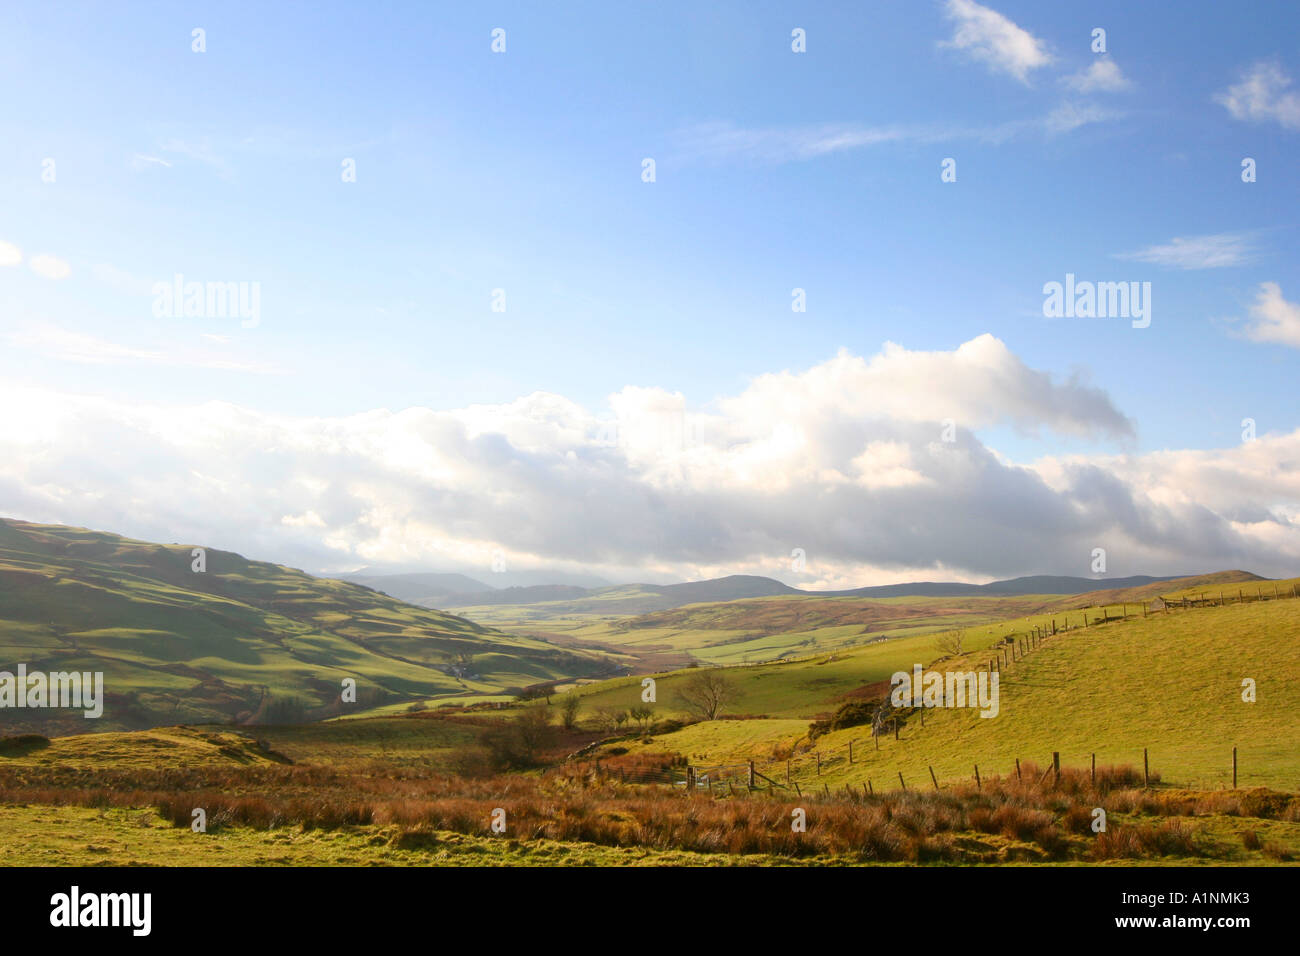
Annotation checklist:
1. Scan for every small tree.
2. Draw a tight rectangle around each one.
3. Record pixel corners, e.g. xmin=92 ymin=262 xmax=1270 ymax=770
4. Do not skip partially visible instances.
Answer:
xmin=935 ymin=630 xmax=964 ymax=657
xmin=676 ymin=670 xmax=736 ymax=721
xmin=560 ymin=692 xmax=582 ymax=731
xmin=628 ymin=704 xmax=655 ymax=735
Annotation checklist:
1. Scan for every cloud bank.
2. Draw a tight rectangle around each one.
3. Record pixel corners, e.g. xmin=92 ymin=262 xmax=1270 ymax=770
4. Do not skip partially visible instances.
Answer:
xmin=1 ymin=335 xmax=1296 ymax=587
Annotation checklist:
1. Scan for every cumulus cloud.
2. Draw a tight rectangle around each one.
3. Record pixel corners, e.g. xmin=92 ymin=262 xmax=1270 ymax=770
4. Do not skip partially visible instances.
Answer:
xmin=1214 ymin=61 xmax=1300 ymax=129
xmin=1241 ymin=282 xmax=1300 ymax=348
xmin=0 ymin=241 xmax=22 ymax=267
xmin=941 ymin=0 xmax=1052 ymax=84
xmin=1064 ymin=59 xmax=1130 ymax=93
xmin=3 ymin=336 xmax=1295 ymax=585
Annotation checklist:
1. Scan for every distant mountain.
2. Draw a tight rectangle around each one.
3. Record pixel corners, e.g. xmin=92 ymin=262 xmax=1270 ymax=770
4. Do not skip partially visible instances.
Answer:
xmin=347 ymin=569 xmax=612 ymax=601
xmin=438 ymin=572 xmax=1220 ymax=618
xmin=829 ymin=573 xmax=1193 ymax=599
xmin=343 ymin=572 xmax=494 ymax=606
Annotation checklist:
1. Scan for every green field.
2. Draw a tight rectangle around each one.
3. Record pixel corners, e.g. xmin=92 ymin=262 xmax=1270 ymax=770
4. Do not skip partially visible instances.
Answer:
xmin=589 ymin=587 xmax=1300 ymax=793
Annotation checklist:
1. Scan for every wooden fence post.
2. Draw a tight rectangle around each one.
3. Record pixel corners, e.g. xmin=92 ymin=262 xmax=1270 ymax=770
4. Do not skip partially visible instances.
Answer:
xmin=974 ymin=764 xmax=981 ymax=790
xmin=1052 ymin=751 xmax=1060 ymax=783
xmin=1015 ymin=757 xmax=1022 ymax=781
xmin=786 ymin=759 xmax=791 ymax=785
xmin=848 ymin=740 xmax=854 ymax=764
xmin=929 ymin=766 xmax=939 ymax=790
xmin=898 ymin=771 xmax=906 ymax=792
xmin=1143 ymin=748 xmax=1149 ymax=788
xmin=1090 ymin=753 xmax=1095 ymax=787
xmin=815 ymin=751 xmax=821 ymax=775
xmin=867 ymin=779 xmax=873 ymax=796
xmin=1233 ymin=746 xmax=1238 ymax=789
xmin=748 ymin=760 xmax=756 ymax=790
xmin=894 ymin=719 xmax=899 ymax=741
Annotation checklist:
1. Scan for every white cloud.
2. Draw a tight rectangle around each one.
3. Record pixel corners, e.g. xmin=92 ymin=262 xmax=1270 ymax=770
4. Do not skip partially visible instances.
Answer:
xmin=1044 ymin=101 xmax=1124 ymax=135
xmin=37 ymin=335 xmax=1300 ymax=592
xmin=941 ymin=0 xmax=1052 ymax=84
xmin=672 ymin=105 xmax=1121 ymax=166
xmin=28 ymin=254 xmax=71 ymax=280
xmin=0 ymin=241 xmax=22 ymax=267
xmin=1241 ymin=282 xmax=1300 ymax=348
xmin=1064 ymin=59 xmax=1130 ymax=93
xmin=1214 ymin=61 xmax=1300 ymax=129
xmin=1117 ymin=232 xmax=1256 ymax=270
xmin=130 ymin=154 xmax=172 ymax=171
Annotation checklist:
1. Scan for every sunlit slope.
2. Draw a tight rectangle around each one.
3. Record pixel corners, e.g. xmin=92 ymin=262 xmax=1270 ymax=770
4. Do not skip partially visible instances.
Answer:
xmin=759 ymin=596 xmax=1300 ymax=791
xmin=0 ymin=519 xmax=611 ymax=732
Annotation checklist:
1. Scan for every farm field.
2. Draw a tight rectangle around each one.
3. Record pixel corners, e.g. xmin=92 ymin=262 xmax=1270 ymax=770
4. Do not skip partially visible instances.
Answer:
xmin=590 ymin=589 xmax=1300 ymax=793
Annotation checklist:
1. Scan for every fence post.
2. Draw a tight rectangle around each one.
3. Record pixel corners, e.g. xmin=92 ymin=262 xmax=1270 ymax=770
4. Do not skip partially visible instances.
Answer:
xmin=867 ymin=779 xmax=873 ymax=795
xmin=1233 ymin=746 xmax=1238 ymax=789
xmin=974 ymin=764 xmax=981 ymax=790
xmin=748 ymin=760 xmax=755 ymax=790
xmin=1052 ymin=751 xmax=1060 ymax=784
xmin=929 ymin=766 xmax=939 ymax=790
xmin=786 ymin=759 xmax=791 ymax=785
xmin=898 ymin=771 xmax=906 ymax=792
xmin=1015 ymin=757 xmax=1022 ymax=781
xmin=1091 ymin=753 xmax=1095 ymax=787
xmin=848 ymin=740 xmax=854 ymax=764
xmin=894 ymin=719 xmax=899 ymax=741
xmin=1143 ymin=748 xmax=1149 ymax=788
xmin=816 ymin=751 xmax=821 ymax=774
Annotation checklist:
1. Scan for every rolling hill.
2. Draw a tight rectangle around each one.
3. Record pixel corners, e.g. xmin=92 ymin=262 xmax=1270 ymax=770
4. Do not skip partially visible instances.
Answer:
xmin=439 ymin=572 xmax=1213 ymax=620
xmin=0 ymin=519 xmax=615 ymax=733
xmin=575 ymin=573 xmax=1300 ymax=791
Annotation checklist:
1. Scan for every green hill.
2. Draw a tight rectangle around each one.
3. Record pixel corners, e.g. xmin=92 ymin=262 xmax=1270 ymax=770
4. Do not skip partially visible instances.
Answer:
xmin=0 ymin=519 xmax=613 ymax=733
xmin=584 ymin=576 xmax=1300 ymax=791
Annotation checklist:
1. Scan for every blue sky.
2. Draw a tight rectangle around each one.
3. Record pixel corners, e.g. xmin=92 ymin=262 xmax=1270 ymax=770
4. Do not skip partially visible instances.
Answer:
xmin=1 ymin=1 xmax=1297 ymax=585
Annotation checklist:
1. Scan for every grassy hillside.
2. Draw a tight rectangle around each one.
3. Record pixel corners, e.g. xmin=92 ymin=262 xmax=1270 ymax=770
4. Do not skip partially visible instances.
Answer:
xmin=0 ymin=519 xmax=613 ymax=732
xmin=593 ymin=578 xmax=1300 ymax=792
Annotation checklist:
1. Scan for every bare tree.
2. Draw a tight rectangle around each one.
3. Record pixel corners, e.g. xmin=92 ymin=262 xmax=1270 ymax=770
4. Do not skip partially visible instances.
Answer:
xmin=676 ymin=670 xmax=737 ymax=721
xmin=935 ymin=630 xmax=964 ymax=657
